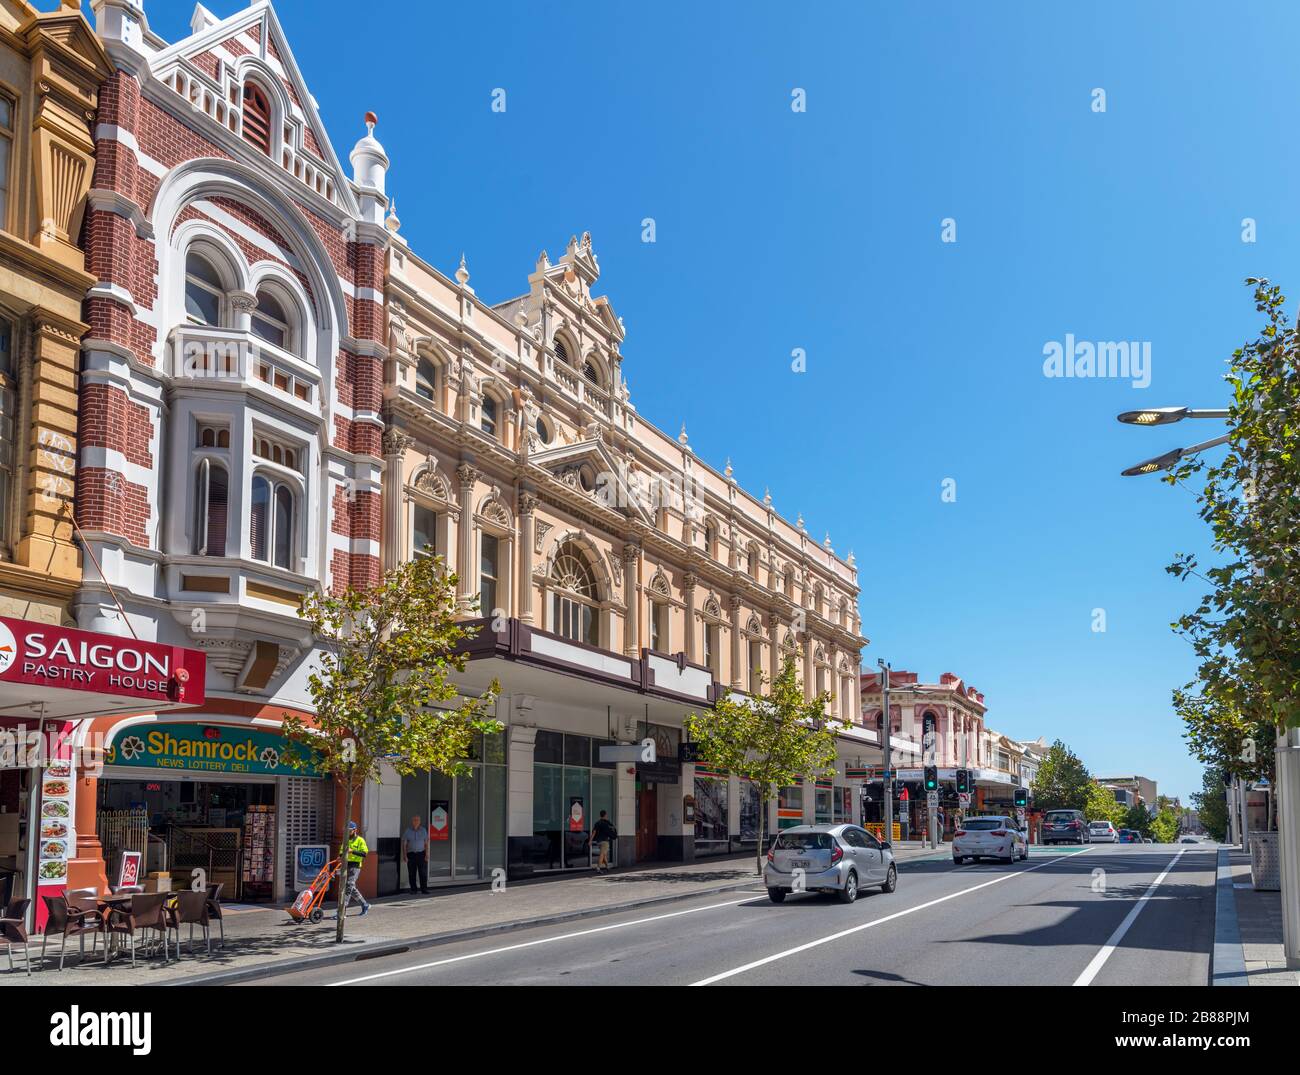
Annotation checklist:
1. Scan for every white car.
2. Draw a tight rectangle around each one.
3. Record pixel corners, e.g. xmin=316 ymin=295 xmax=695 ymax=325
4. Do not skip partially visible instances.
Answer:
xmin=952 ymin=816 xmax=1028 ymax=864
xmin=1088 ymin=820 xmax=1118 ymax=843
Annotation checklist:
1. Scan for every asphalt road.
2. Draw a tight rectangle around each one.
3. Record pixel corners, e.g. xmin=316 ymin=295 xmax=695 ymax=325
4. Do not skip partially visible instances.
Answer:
xmin=254 ymin=844 xmax=1218 ymax=987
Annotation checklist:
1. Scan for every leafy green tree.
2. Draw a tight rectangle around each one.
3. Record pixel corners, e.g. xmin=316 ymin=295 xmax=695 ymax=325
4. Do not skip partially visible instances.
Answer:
xmin=685 ymin=656 xmax=841 ymax=875
xmin=1122 ymin=803 xmax=1152 ymax=837
xmin=1191 ymin=765 xmax=1230 ymax=842
xmin=1167 ymin=278 xmax=1299 ymax=822
xmin=1150 ymin=808 xmax=1180 ymax=844
xmin=282 ymin=552 xmax=500 ymax=942
xmin=1085 ymin=783 xmax=1126 ymax=824
xmin=1030 ymin=739 xmax=1092 ymax=812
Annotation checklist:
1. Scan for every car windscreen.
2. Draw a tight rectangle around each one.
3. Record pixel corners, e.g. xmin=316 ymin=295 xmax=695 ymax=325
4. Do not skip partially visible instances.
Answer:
xmin=1089 ymin=822 xmax=1110 ymax=829
xmin=1045 ymin=812 xmax=1077 ymax=823
xmin=773 ymin=833 xmax=834 ymax=851
xmin=960 ymin=819 xmax=1007 ymax=830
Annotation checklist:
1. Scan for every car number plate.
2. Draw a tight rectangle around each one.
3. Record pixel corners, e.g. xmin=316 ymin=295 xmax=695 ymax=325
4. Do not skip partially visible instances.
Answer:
xmin=793 ymin=859 xmax=810 ymax=869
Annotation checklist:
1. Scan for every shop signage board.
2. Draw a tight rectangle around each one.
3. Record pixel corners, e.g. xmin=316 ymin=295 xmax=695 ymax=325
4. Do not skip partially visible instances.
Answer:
xmin=116 ymin=850 xmax=143 ymax=889
xmin=104 ymin=723 xmax=322 ymax=777
xmin=430 ymin=800 xmax=450 ymax=841
xmin=36 ymin=756 xmax=75 ymax=888
xmin=294 ymin=844 xmax=330 ymax=889
xmin=0 ymin=616 xmax=206 ymax=707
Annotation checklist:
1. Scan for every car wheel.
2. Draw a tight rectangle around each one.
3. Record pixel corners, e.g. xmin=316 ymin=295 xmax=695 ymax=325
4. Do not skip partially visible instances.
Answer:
xmin=952 ymin=855 xmax=962 ymax=865
xmin=881 ymin=864 xmax=897 ymax=893
xmin=838 ymin=869 xmax=858 ymax=904
xmin=767 ymin=888 xmax=787 ymax=903
xmin=1002 ymin=845 xmax=1015 ymax=864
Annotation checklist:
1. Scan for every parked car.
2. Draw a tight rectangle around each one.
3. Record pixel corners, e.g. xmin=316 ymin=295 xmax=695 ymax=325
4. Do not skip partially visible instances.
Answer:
xmin=1088 ymin=820 xmax=1119 ymax=843
xmin=952 ymin=816 xmax=1028 ymax=864
xmin=764 ymin=824 xmax=897 ymax=904
xmin=1178 ymin=835 xmax=1201 ymax=844
xmin=1041 ymin=809 xmax=1090 ymax=845
xmin=1117 ymin=829 xmax=1142 ymax=844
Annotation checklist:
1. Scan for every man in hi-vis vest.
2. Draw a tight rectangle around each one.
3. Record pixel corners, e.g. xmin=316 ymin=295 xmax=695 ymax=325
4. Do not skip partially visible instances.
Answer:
xmin=336 ymin=820 xmax=371 ymax=918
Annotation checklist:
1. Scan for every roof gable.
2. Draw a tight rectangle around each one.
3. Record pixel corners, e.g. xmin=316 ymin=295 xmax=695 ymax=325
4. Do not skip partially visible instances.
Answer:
xmin=148 ymin=2 xmax=357 ymax=215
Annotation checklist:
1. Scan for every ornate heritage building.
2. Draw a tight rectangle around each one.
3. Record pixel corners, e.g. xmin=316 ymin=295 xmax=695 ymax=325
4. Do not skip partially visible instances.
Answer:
xmin=0 ymin=0 xmax=109 ymax=625
xmin=380 ymin=225 xmax=868 ymax=876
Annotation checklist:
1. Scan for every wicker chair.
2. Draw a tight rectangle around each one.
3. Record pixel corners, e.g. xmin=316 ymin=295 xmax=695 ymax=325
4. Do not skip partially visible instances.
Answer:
xmin=171 ymin=890 xmax=213 ymax=956
xmin=102 ymin=893 xmax=170 ymax=967
xmin=205 ymin=882 xmax=225 ymax=949
xmin=40 ymin=894 xmax=104 ymax=969
xmin=0 ymin=898 xmax=34 ymax=975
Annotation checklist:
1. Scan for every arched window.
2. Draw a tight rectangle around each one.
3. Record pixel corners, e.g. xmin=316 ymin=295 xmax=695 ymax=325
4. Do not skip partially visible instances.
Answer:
xmin=416 ymin=357 xmax=438 ymax=402
xmin=251 ymin=473 xmax=296 ymax=570
xmin=582 ymin=358 xmax=601 ymax=386
xmin=251 ymin=289 xmax=292 ymax=352
xmin=185 ymin=250 xmax=225 ymax=326
xmin=481 ymin=394 xmax=498 ymax=438
xmin=550 ymin=543 xmax=598 ymax=646
xmin=554 ymin=338 xmax=571 ymax=366
xmin=535 ymin=414 xmax=552 ymax=444
xmin=242 ymin=82 xmax=272 ymax=155
xmin=193 ymin=458 xmax=229 ymax=556
xmin=746 ymin=541 xmax=760 ymax=580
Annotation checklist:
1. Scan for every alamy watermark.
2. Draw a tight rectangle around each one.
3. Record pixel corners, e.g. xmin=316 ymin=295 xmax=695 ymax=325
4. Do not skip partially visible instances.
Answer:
xmin=1042 ymin=334 xmax=1150 ymax=388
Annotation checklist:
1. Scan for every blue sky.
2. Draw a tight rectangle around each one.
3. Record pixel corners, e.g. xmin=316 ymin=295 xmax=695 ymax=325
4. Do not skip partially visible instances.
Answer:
xmin=132 ymin=0 xmax=1297 ymax=799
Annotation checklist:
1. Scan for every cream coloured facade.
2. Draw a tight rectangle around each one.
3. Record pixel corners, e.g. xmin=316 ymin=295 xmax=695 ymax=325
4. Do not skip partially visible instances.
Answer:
xmin=375 ymin=225 xmax=867 ymax=874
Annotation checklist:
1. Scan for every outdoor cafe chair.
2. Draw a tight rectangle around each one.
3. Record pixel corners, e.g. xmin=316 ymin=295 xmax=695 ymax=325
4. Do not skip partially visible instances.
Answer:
xmin=205 ymin=883 xmax=225 ymax=949
xmin=0 ymin=898 xmax=34 ymax=976
xmin=102 ymin=892 xmax=170 ymax=967
xmin=171 ymin=890 xmax=213 ymax=957
xmin=40 ymin=894 xmax=104 ymax=970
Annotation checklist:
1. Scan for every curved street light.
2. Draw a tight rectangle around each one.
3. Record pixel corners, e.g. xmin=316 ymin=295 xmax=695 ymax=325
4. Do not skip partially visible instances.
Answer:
xmin=1116 ymin=406 xmax=1228 ymax=426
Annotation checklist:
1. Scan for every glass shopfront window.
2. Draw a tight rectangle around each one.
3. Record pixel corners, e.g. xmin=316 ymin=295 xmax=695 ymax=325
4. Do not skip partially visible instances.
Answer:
xmin=739 ymin=780 xmax=760 ymax=843
xmin=815 ymin=785 xmax=833 ymax=825
xmin=397 ymin=728 xmax=506 ymax=886
xmin=532 ymin=731 xmax=616 ymax=872
xmin=778 ymin=784 xmax=803 ymax=829
xmin=832 ymin=786 xmax=853 ymax=824
xmin=694 ymin=775 xmax=728 ymax=851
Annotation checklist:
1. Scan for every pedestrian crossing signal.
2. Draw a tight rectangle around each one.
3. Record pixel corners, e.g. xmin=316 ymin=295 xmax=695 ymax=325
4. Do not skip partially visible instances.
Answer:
xmin=924 ymin=766 xmax=938 ymax=792
xmin=955 ymin=768 xmax=970 ymax=794
xmin=1013 ymin=786 xmax=1028 ymax=807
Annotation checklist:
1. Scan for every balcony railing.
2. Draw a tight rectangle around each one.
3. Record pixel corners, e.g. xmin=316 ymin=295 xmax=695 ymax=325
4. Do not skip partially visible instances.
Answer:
xmin=169 ymin=326 xmax=320 ymax=412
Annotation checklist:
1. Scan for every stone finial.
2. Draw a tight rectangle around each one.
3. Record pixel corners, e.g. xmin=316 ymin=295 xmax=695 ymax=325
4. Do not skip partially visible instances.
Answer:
xmin=678 ymin=424 xmax=688 ymax=446
xmin=455 ymin=253 xmax=470 ymax=286
xmin=823 ymin=533 xmax=833 ymax=550
xmin=724 ymin=457 xmax=734 ymax=480
xmin=797 ymin=512 xmax=806 ymax=532
xmin=763 ymin=487 xmax=772 ymax=508
xmin=385 ymin=198 xmax=401 ymax=233
xmin=349 ymin=111 xmax=389 ymax=194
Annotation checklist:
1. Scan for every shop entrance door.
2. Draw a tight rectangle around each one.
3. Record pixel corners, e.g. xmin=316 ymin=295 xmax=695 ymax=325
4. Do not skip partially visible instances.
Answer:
xmin=636 ymin=785 xmax=657 ymax=862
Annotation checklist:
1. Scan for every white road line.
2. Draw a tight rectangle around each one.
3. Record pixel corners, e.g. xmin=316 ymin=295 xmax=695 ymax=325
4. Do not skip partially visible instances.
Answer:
xmin=1072 ymin=847 xmax=1188 ymax=986
xmin=690 ymin=846 xmax=1097 ymax=986
xmin=328 ymin=895 xmax=756 ymax=985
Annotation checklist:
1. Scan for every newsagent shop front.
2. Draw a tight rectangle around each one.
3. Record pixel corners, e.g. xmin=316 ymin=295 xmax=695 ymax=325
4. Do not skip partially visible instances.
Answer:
xmin=91 ymin=718 xmax=332 ymax=903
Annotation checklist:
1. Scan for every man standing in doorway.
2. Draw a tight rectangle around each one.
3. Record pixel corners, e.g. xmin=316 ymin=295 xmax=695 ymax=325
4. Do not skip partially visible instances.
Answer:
xmin=402 ymin=814 xmax=430 ymax=894
xmin=336 ymin=820 xmax=370 ymax=918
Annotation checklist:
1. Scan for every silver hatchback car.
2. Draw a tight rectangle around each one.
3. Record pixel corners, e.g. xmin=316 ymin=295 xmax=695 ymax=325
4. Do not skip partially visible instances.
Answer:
xmin=764 ymin=824 xmax=897 ymax=904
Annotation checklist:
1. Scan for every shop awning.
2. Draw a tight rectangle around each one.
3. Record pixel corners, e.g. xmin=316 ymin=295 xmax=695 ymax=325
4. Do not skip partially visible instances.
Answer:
xmin=0 ymin=616 xmax=206 ymax=721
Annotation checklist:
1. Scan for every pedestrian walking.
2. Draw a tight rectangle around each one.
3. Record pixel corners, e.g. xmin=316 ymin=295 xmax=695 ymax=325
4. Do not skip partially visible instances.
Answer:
xmin=402 ymin=814 xmax=430 ymax=894
xmin=591 ymin=810 xmax=617 ymax=872
xmin=336 ymin=820 xmax=371 ymax=918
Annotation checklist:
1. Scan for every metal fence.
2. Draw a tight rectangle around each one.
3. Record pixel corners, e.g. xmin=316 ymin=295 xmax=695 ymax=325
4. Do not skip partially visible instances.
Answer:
xmin=97 ymin=809 xmax=149 ymax=879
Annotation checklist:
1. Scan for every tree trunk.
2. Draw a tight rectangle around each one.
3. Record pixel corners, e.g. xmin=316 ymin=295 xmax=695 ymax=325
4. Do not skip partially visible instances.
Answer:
xmin=335 ymin=781 xmax=356 ymax=944
xmin=755 ymin=794 xmax=766 ymax=877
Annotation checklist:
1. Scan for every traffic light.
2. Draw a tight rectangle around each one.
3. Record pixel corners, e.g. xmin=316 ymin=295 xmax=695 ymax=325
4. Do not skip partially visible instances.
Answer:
xmin=955 ymin=768 xmax=970 ymax=795
xmin=1013 ymin=786 xmax=1028 ymax=808
xmin=924 ymin=766 xmax=938 ymax=792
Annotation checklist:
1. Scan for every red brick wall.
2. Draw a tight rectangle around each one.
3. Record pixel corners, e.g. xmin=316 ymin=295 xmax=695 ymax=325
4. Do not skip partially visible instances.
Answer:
xmin=77 ymin=468 xmax=151 ymax=549
xmin=79 ymin=384 xmax=154 ymax=469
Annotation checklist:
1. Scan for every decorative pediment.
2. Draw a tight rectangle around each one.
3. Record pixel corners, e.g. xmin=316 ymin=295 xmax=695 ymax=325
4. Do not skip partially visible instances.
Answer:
xmin=648 ymin=571 xmax=671 ymax=599
xmin=528 ymin=439 xmax=653 ymax=524
xmin=410 ymin=460 xmax=453 ymax=504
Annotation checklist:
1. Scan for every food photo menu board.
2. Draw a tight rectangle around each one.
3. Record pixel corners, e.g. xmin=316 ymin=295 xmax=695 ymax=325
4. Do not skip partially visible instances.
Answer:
xmin=37 ymin=758 xmax=75 ymax=887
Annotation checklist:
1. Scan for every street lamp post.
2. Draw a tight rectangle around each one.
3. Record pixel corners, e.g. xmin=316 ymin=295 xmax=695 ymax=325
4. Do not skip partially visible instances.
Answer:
xmin=878 ymin=659 xmax=893 ymax=846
